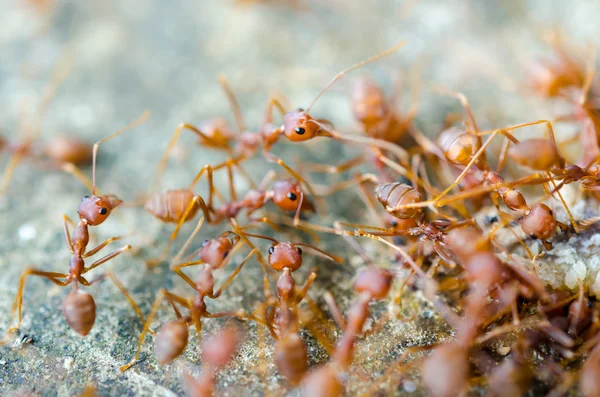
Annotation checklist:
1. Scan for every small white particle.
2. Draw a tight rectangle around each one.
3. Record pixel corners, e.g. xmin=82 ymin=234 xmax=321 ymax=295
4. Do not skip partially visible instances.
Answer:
xmin=18 ymin=223 xmax=37 ymax=241
xmin=403 ymin=380 xmax=417 ymax=392
xmin=497 ymin=346 xmax=511 ymax=356
xmin=64 ymin=356 xmax=74 ymax=369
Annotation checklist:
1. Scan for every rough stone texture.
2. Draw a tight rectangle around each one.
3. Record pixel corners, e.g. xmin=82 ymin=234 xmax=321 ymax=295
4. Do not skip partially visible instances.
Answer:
xmin=0 ymin=1 xmax=599 ymax=396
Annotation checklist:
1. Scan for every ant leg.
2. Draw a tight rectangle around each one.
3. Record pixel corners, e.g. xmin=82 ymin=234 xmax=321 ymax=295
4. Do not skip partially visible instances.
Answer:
xmin=324 ymin=291 xmax=346 ymax=329
xmin=264 ymin=97 xmax=287 ymax=124
xmin=230 ymin=219 xmax=270 ymax=277
xmin=171 ymin=260 xmax=205 ymax=289
xmin=211 ymin=248 xmax=258 ymax=298
xmin=61 ymin=163 xmax=94 ymax=193
xmin=295 ymin=272 xmax=317 ymax=304
xmin=547 ymin=176 xmax=580 ymax=233
xmin=82 ymin=236 xmax=123 ymax=258
xmin=120 ymin=289 xmax=167 ymax=372
xmin=62 ymin=215 xmax=75 ymax=254
xmin=82 ymin=245 xmax=132 ymax=274
xmin=84 ymin=272 xmax=145 ymax=326
xmin=170 ymin=216 xmax=205 ymax=267
xmin=188 ymin=165 xmax=215 ymax=209
xmin=8 ymin=269 xmax=68 ymax=334
xmin=217 ymin=75 xmax=246 ymax=134
xmin=92 ymin=111 xmax=150 ymax=195
xmin=149 ymin=197 xmax=212 ymax=269
xmin=302 ymin=155 xmax=366 ymax=175
xmin=0 ymin=153 xmax=24 ymax=195
xmin=152 ymin=122 xmax=228 ymax=192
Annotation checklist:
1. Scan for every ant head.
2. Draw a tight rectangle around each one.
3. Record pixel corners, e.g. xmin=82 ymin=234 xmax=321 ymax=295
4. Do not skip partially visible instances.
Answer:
xmin=199 ymin=235 xmax=236 ymax=269
xmin=268 ymin=242 xmax=303 ymax=272
xmin=437 ymin=127 xmax=481 ymax=167
xmin=282 ymin=110 xmax=323 ymax=142
xmin=77 ymin=195 xmax=122 ymax=226
xmin=272 ymin=179 xmax=303 ymax=211
xmin=354 ymin=267 xmax=394 ymax=300
xmin=521 ymin=203 xmax=557 ymax=241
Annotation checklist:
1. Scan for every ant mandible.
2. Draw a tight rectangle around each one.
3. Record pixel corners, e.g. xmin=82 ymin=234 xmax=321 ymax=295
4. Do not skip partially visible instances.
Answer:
xmin=3 ymin=111 xmax=149 ymax=339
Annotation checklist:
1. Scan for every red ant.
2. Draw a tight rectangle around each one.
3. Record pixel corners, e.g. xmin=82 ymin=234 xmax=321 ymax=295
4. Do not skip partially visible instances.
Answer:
xmin=1 ymin=55 xmax=94 ymax=194
xmin=3 ymin=111 xmax=149 ymax=339
xmin=302 ymin=267 xmax=394 ymax=396
xmin=120 ymin=218 xmax=259 ymax=372
xmin=156 ymin=42 xmax=412 ymax=203
xmin=382 ymin=92 xmax=576 ymax=249
xmin=242 ymin=231 xmax=341 ymax=385
xmin=143 ymin=154 xmax=316 ymax=266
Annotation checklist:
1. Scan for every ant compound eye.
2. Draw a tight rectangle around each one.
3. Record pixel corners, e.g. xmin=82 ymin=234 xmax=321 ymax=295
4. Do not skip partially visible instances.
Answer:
xmin=222 ymin=251 xmax=229 ymax=259
xmin=296 ymin=108 xmax=304 ymax=112
xmin=530 ymin=233 xmax=538 ymax=240
xmin=390 ymin=220 xmax=398 ymax=227
xmin=99 ymin=208 xmax=108 ymax=215
xmin=287 ymin=192 xmax=298 ymax=201
xmin=295 ymin=127 xmax=306 ymax=135
xmin=297 ymin=247 xmax=302 ymax=255
xmin=82 ymin=196 xmax=90 ymax=201
xmin=268 ymin=246 xmax=275 ymax=255
xmin=202 ymin=240 xmax=209 ymax=247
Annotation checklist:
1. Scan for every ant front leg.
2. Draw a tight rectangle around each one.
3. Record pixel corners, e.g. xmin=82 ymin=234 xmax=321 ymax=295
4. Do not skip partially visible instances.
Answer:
xmin=8 ymin=269 xmax=69 ymax=335
xmin=0 ymin=152 xmax=25 ymax=195
xmin=82 ymin=245 xmax=132 ymax=274
xmin=211 ymin=248 xmax=258 ymax=299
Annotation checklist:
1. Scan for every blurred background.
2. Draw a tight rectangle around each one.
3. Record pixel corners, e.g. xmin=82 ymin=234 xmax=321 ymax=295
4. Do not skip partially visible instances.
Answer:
xmin=0 ymin=0 xmax=599 ymax=396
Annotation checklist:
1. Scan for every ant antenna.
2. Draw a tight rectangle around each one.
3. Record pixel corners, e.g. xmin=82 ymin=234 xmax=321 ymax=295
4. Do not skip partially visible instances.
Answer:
xmin=92 ymin=111 xmax=150 ymax=195
xmin=217 ymin=74 xmax=245 ymax=134
xmin=293 ymin=243 xmax=343 ymax=263
xmin=304 ymin=40 xmax=407 ymax=113
xmin=580 ymin=45 xmax=597 ymax=106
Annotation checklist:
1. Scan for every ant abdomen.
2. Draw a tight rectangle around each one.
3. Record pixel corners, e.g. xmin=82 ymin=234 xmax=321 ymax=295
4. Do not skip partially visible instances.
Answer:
xmin=508 ymin=139 xmax=562 ymax=170
xmin=145 ymin=189 xmax=198 ymax=223
xmin=376 ymin=182 xmax=422 ymax=219
xmin=45 ymin=136 xmax=93 ymax=165
xmin=437 ymin=127 xmax=481 ymax=167
xmin=155 ymin=319 xmax=189 ymax=364
xmin=275 ymin=333 xmax=309 ymax=385
xmin=62 ymin=290 xmax=96 ymax=336
xmin=351 ymin=77 xmax=390 ymax=126
xmin=520 ymin=203 xmax=557 ymax=240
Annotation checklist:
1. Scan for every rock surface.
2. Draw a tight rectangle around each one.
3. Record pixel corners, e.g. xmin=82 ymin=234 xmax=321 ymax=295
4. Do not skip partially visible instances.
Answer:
xmin=0 ymin=1 xmax=599 ymax=396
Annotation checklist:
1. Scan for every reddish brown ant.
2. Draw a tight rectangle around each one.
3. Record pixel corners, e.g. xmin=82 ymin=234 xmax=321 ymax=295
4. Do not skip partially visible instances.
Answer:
xmin=3 ymin=111 xmax=149 ymax=339
xmin=0 ymin=56 xmax=94 ymax=194
xmin=181 ymin=324 xmax=242 ymax=397
xmin=242 ymin=231 xmax=341 ymax=385
xmin=302 ymin=267 xmax=394 ymax=397
xmin=120 ymin=218 xmax=259 ymax=372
